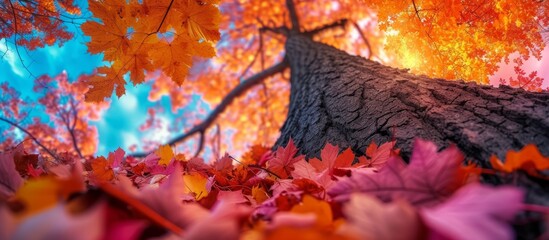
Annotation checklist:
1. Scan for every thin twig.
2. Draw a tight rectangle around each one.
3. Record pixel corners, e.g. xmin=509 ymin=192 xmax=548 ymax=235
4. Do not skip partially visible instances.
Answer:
xmin=67 ymin=100 xmax=84 ymax=158
xmin=260 ymin=26 xmax=290 ymax=36
xmin=351 ymin=20 xmax=373 ymax=59
xmin=8 ymin=0 xmax=36 ymax=79
xmin=0 ymin=116 xmax=59 ymax=160
xmin=193 ymin=130 xmax=205 ymax=158
xmin=155 ymin=0 xmax=175 ymax=32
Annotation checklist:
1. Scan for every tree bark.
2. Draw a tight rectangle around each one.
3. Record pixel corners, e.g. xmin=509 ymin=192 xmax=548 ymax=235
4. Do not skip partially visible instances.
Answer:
xmin=275 ymin=34 xmax=549 ymax=167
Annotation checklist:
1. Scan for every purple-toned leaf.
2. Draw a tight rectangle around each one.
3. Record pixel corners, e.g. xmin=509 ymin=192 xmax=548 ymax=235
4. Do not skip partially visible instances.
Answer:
xmin=420 ymin=183 xmax=523 ymax=240
xmin=329 ymin=139 xmax=464 ymax=206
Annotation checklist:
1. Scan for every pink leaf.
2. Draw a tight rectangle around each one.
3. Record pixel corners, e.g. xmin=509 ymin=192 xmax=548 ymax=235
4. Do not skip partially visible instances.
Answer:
xmin=217 ymin=190 xmax=249 ymax=204
xmin=109 ymin=147 xmax=125 ymax=169
xmin=341 ymin=193 xmax=421 ymax=240
xmin=291 ymin=160 xmax=317 ymax=180
xmin=420 ymin=183 xmax=523 ymax=240
xmin=104 ymin=220 xmax=147 ymax=240
xmin=0 ymin=150 xmax=24 ymax=200
xmin=319 ymin=143 xmax=340 ymax=170
xmin=358 ymin=140 xmax=397 ymax=169
xmin=183 ymin=200 xmax=252 ymax=240
xmin=329 ymin=139 xmax=464 ymax=206
xmin=213 ymin=153 xmax=233 ymax=171
xmin=27 ymin=164 xmax=44 ymax=178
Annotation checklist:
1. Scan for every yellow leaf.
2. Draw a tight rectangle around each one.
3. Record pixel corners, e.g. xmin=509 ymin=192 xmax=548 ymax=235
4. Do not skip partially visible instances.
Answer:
xmin=156 ymin=145 xmax=174 ymax=166
xmin=15 ymin=176 xmax=84 ymax=218
xmin=252 ymin=185 xmax=269 ymax=204
xmin=183 ymin=173 xmax=209 ymax=200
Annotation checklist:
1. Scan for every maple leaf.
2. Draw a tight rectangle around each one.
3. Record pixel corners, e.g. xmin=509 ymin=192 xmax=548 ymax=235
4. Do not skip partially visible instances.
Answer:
xmin=267 ymin=139 xmax=305 ymax=179
xmin=340 ymin=193 xmax=420 ymax=240
xmin=329 ymin=139 xmax=464 ymax=206
xmin=81 ymin=0 xmax=220 ymax=101
xmin=183 ymin=172 xmax=211 ymax=201
xmin=490 ymin=144 xmax=549 ymax=177
xmin=109 ymin=147 xmax=126 ymax=169
xmin=356 ymin=140 xmax=397 ymax=169
xmin=0 ymin=150 xmax=24 ymax=200
xmin=89 ymin=148 xmax=126 ymax=183
xmin=90 ymin=156 xmax=115 ymax=182
xmin=309 ymin=143 xmax=354 ymax=173
xmin=214 ymin=153 xmax=234 ymax=171
xmin=420 ymin=183 xmax=523 ymax=240
xmin=185 ymin=0 xmax=221 ymax=41
xmin=84 ymin=66 xmax=127 ymax=102
xmin=156 ymin=144 xmax=175 ymax=166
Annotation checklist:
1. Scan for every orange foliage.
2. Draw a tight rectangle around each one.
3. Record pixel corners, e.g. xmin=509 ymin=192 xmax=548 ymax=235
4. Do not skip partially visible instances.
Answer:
xmin=368 ymin=0 xmax=548 ymax=85
xmin=0 ymin=0 xmax=80 ymax=49
xmin=81 ymin=0 xmax=221 ymax=102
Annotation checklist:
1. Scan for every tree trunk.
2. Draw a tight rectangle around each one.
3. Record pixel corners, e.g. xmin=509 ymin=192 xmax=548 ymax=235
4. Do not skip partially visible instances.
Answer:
xmin=275 ymin=35 xmax=549 ymax=238
xmin=275 ymin=34 xmax=549 ymax=167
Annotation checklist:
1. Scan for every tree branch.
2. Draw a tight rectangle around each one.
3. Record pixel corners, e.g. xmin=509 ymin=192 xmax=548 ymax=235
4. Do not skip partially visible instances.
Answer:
xmin=350 ymin=20 xmax=373 ymax=59
xmin=0 ymin=116 xmax=59 ymax=160
xmin=304 ymin=19 xmax=348 ymax=36
xmin=8 ymin=0 xmax=36 ymax=79
xmin=130 ymin=61 xmax=288 ymax=158
xmin=285 ymin=0 xmax=300 ymax=32
xmin=67 ymin=99 xmax=84 ymax=159
xmin=260 ymin=26 xmax=290 ymax=36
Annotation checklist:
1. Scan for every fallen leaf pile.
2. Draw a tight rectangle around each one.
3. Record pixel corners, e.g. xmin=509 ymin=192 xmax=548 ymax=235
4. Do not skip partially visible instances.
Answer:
xmin=1 ymin=139 xmax=548 ymax=239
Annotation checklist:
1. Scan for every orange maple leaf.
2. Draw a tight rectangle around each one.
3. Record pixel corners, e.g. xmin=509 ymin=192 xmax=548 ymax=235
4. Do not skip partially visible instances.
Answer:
xmin=490 ymin=144 xmax=549 ymax=177
xmin=90 ymin=156 xmax=115 ymax=182
xmin=81 ymin=0 xmax=220 ymax=101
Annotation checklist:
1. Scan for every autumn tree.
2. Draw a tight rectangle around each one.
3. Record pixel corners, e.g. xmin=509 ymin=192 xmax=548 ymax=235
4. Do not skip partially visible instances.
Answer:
xmin=0 ymin=72 xmax=108 ymax=160
xmin=2 ymin=0 xmax=549 ymax=239
xmin=78 ymin=0 xmax=547 ymax=164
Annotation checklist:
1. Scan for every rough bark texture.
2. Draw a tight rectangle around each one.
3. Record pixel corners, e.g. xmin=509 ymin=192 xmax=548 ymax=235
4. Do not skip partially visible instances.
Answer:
xmin=275 ymin=34 xmax=549 ymax=167
xmin=274 ymin=36 xmax=549 ymax=237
